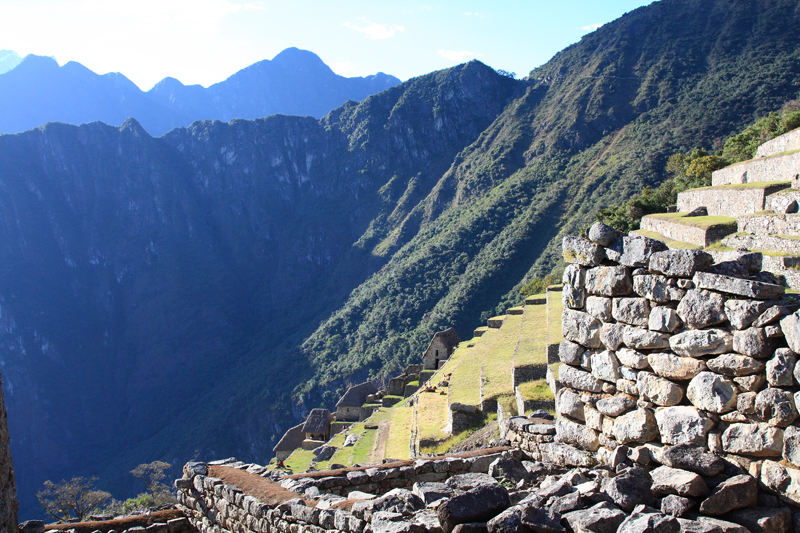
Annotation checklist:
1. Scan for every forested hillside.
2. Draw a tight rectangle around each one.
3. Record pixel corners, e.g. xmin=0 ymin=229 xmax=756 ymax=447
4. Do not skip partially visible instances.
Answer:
xmin=4 ymin=0 xmax=800 ymax=520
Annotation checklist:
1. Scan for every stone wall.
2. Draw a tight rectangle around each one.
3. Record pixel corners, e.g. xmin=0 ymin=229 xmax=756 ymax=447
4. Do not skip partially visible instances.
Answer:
xmin=738 ymin=212 xmax=800 ymax=237
xmin=676 ymin=184 xmax=788 ymax=217
xmin=724 ymin=232 xmax=800 ymax=255
xmin=711 ymin=150 xmax=800 ymax=186
xmin=558 ymin=227 xmax=800 ymax=504
xmin=0 ymin=369 xmax=18 ymax=533
xmin=176 ymin=452 xmax=507 ymax=533
xmin=756 ymin=128 xmax=800 ymax=158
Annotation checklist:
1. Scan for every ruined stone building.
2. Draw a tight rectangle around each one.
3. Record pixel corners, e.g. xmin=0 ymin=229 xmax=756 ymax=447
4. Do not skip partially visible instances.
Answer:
xmin=422 ymin=328 xmax=461 ymax=370
xmin=334 ymin=382 xmax=379 ymax=422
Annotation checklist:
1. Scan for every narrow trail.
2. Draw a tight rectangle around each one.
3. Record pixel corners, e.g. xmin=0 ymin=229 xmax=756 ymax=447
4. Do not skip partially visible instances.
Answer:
xmin=370 ymin=419 xmax=391 ymax=464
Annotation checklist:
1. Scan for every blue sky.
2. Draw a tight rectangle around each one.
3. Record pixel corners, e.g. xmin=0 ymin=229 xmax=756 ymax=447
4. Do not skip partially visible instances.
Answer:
xmin=1 ymin=0 xmax=654 ymax=90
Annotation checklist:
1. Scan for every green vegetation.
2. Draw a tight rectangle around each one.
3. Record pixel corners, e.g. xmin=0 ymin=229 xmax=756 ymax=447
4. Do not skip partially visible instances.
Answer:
xmin=37 ymin=477 xmax=111 ymax=523
xmin=416 ymin=392 xmax=451 ymax=450
xmin=643 ymin=213 xmax=737 ymax=229
xmin=514 ymin=302 xmax=548 ymax=367
xmin=517 ymin=379 xmax=553 ymax=401
xmin=449 ymin=330 xmax=496 ymax=406
xmin=632 ymin=229 xmax=702 ymax=249
xmin=384 ymin=405 xmax=414 ymax=460
xmin=688 ymin=180 xmax=791 ymax=191
xmin=482 ymin=314 xmax=522 ymax=401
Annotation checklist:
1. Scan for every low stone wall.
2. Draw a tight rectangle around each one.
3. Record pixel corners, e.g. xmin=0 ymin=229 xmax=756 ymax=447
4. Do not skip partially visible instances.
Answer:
xmin=676 ymin=184 xmax=787 ymax=217
xmin=738 ymin=212 xmax=800 ymax=237
xmin=176 ymin=451 xmax=508 ymax=533
xmin=712 ymin=150 xmax=800 ymax=186
xmin=558 ymin=227 xmax=800 ymax=505
xmin=639 ymin=216 xmax=728 ymax=247
xmin=756 ymin=128 xmax=800 ymax=158
xmin=767 ymin=189 xmax=800 ymax=213
xmin=724 ymin=232 xmax=800 ymax=255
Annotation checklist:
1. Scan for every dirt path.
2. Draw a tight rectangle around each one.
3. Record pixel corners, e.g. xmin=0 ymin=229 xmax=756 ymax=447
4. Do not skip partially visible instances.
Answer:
xmin=370 ymin=419 xmax=391 ymax=463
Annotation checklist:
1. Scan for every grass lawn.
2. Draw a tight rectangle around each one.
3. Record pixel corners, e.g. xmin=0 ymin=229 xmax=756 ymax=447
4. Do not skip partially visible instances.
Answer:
xmin=517 ymin=379 xmax=553 ymax=401
xmin=514 ymin=302 xmax=548 ymax=367
xmin=644 ymin=212 xmax=737 ymax=230
xmin=416 ymin=390 xmax=451 ymax=445
xmin=687 ymin=180 xmax=791 ymax=191
xmin=284 ymin=449 xmax=316 ymax=473
xmin=384 ymin=404 xmax=413 ymax=460
xmin=449 ymin=329 xmax=496 ymax=406
xmin=482 ymin=314 xmax=522 ymax=401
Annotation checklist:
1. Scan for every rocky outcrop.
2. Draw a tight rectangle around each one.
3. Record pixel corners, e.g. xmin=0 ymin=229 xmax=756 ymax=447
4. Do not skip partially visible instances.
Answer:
xmin=0 ymin=369 xmax=18 ymax=533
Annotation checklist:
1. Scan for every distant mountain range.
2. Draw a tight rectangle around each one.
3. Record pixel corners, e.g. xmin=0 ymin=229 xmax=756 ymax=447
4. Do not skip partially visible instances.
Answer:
xmin=0 ymin=48 xmax=400 ymax=136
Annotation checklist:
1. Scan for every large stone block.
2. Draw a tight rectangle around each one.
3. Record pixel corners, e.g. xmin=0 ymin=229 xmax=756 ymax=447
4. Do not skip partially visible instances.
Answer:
xmin=591 ymin=350 xmax=621 ymax=383
xmin=612 ymin=297 xmax=650 ymax=326
xmin=755 ymin=387 xmax=798 ymax=427
xmin=655 ymin=406 xmax=713 ymax=446
xmin=585 ymin=295 xmax=612 ymax=321
xmin=562 ymin=308 xmax=602 ymax=349
xmin=616 ymin=347 xmax=649 ymax=370
xmin=606 ymin=235 xmax=668 ymax=267
xmin=613 ymin=408 xmax=659 ymax=445
xmin=650 ymin=466 xmax=708 ymax=498
xmin=725 ymin=299 xmax=771 ymax=330
xmin=623 ymin=327 xmax=670 ymax=350
xmin=647 ymin=353 xmax=704 ymax=380
xmin=686 ymin=372 xmax=737 ymax=413
xmin=732 ymin=327 xmax=773 ymax=358
xmin=781 ymin=312 xmax=800 ymax=353
xmin=563 ymin=236 xmax=604 ymax=266
xmin=722 ymin=423 xmax=783 ymax=457
xmin=767 ymin=348 xmax=796 ymax=386
xmin=648 ymin=249 xmax=714 ymax=278
xmin=556 ymin=388 xmax=585 ymax=422
xmin=556 ymin=417 xmax=600 ymax=451
xmin=706 ymin=353 xmax=765 ymax=376
xmin=676 ymin=289 xmax=726 ymax=329
xmin=670 ymin=329 xmax=732 ymax=357
xmin=648 ymin=306 xmax=681 ymax=333
xmin=562 ymin=264 xmax=587 ymax=309
xmin=585 ymin=266 xmax=633 ymax=297
xmin=693 ymin=271 xmax=784 ymax=299
xmin=637 ymin=372 xmax=684 ymax=406
xmin=588 ymin=222 xmax=623 ymax=246
xmin=600 ymin=323 xmax=626 ymax=350
xmin=633 ymin=274 xmax=675 ymax=303
xmin=558 ymin=340 xmax=583 ymax=366
xmin=558 ymin=364 xmax=603 ymax=393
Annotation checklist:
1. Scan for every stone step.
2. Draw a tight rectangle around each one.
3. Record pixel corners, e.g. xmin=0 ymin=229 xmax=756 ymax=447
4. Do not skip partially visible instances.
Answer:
xmin=507 ymin=306 xmax=524 ymax=315
xmin=639 ymin=213 xmax=737 ymax=246
xmin=487 ymin=315 xmax=506 ymax=328
xmin=756 ymin=127 xmax=800 ymax=158
xmin=712 ymin=149 xmax=800 ymax=186
xmin=737 ymin=213 xmax=800 ymax=237
xmin=677 ymin=182 xmax=790 ymax=217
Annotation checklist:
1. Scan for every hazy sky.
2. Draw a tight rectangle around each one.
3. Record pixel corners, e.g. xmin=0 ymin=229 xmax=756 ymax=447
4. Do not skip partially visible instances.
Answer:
xmin=1 ymin=0 xmax=654 ymax=90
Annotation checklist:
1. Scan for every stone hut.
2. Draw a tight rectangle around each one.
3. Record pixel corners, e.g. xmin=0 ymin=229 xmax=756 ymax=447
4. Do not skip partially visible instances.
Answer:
xmin=335 ymin=381 xmax=379 ymax=422
xmin=422 ymin=328 xmax=461 ymax=370
xmin=272 ymin=423 xmax=304 ymax=461
xmin=301 ymin=408 xmax=332 ymax=450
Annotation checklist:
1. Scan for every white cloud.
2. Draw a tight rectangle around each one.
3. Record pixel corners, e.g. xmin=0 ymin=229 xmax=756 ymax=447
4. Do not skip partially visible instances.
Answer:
xmin=243 ymin=2 xmax=266 ymax=10
xmin=438 ymin=49 xmax=474 ymax=62
xmin=464 ymin=12 xmax=484 ymax=17
xmin=581 ymin=23 xmax=603 ymax=31
xmin=343 ymin=18 xmax=404 ymax=39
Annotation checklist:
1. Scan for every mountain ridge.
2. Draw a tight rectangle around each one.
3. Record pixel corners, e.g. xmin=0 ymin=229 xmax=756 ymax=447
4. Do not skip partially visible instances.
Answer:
xmin=0 ymin=48 xmax=401 ymax=136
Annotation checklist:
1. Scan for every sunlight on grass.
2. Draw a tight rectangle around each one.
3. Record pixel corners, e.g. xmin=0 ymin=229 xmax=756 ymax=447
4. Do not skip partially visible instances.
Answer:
xmin=384 ymin=404 xmax=413 ymax=460
xmin=482 ymin=314 xmax=522 ymax=401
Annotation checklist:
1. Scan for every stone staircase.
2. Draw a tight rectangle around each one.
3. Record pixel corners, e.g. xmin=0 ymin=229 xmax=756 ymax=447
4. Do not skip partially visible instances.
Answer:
xmin=637 ymin=127 xmax=800 ymax=288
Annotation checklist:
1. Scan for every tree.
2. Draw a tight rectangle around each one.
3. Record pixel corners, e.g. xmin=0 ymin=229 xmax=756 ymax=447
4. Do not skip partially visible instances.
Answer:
xmin=131 ymin=461 xmax=174 ymax=505
xmin=37 ymin=477 xmax=111 ymax=522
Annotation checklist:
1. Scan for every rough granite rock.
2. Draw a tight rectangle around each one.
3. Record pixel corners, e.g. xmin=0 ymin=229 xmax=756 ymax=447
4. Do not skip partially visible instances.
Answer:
xmin=603 ymin=468 xmax=656 ymax=512
xmin=648 ymin=249 xmax=713 ymax=278
xmin=725 ymin=299 xmax=771 ymax=330
xmin=780 ymin=312 xmax=800 ymax=353
xmin=655 ymin=407 xmax=713 ymax=446
xmin=648 ymin=307 xmax=681 ymax=333
xmin=596 ymin=396 xmax=637 ymax=417
xmin=556 ymin=388 xmax=585 ymax=422
xmin=623 ymin=327 xmax=670 ymax=350
xmin=559 ymin=365 xmax=603 ymax=393
xmin=676 ymin=290 xmax=727 ymax=329
xmin=563 ymin=264 xmax=588 ymax=309
xmin=755 ymin=387 xmax=798 ymax=427
xmin=732 ymin=327 xmax=773 ymax=358
xmin=661 ymin=495 xmax=695 ymax=518
xmin=559 ymin=341 xmax=583 ymax=366
xmin=649 ymin=466 xmax=708 ymax=498
xmin=727 ymin=507 xmax=790 ymax=533
xmin=585 ymin=266 xmax=633 ymax=297
xmin=722 ymin=423 xmax=783 ymax=457
xmin=706 ymin=353 xmax=765 ymax=376
xmin=633 ymin=275 xmax=674 ymax=304
xmin=616 ymin=348 xmax=649 ymax=370
xmin=783 ymin=426 xmax=800 ymax=467
xmin=686 ymin=372 xmax=738 ymax=413
xmin=606 ymin=235 xmax=668 ymax=268
xmin=563 ymin=236 xmax=604 ymax=267
xmin=600 ymin=323 xmax=626 ymax=351
xmin=437 ymin=484 xmax=511 ymax=533
xmin=766 ymin=348 xmax=796 ymax=386
xmin=613 ymin=408 xmax=659 ymax=445
xmin=556 ymin=417 xmax=600 ymax=452
xmin=698 ymin=474 xmax=757 ymax=516
xmin=564 ymin=502 xmax=627 ymax=533
xmin=660 ymin=444 xmax=724 ymax=476
xmin=563 ymin=309 xmax=603 ymax=349
xmin=617 ymin=508 xmax=680 ymax=533
xmin=693 ymin=272 xmax=784 ymax=299
xmin=637 ymin=372 xmax=684 ymax=406
xmin=591 ymin=350 xmax=622 ymax=383
xmin=647 ymin=353 xmax=704 ymax=380
xmin=761 ymin=460 xmax=800 ymax=506
xmin=670 ymin=329 xmax=732 ymax=357
xmin=588 ymin=222 xmax=623 ymax=246
xmin=586 ymin=296 xmax=612 ymax=322
xmin=613 ymin=297 xmax=651 ymax=327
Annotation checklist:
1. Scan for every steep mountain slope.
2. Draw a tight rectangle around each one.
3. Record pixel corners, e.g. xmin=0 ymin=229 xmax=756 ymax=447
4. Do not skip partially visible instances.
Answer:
xmin=0 ymin=50 xmax=21 ymax=74
xmin=298 ymin=0 xmax=800 ymax=400
xmin=0 ymin=48 xmax=401 ymax=136
xmin=5 ymin=0 xmax=800 ymax=521
xmin=0 ymin=63 xmax=518 ymax=519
